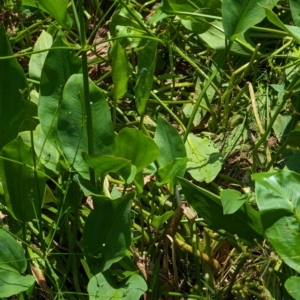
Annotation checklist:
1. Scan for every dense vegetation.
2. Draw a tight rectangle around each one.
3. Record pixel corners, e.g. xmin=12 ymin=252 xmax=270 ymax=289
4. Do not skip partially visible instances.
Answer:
xmin=1 ymin=0 xmax=300 ymax=299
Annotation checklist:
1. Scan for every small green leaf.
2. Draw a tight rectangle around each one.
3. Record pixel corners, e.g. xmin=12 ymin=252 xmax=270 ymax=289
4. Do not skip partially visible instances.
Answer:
xmin=185 ymin=133 xmax=223 ymax=183
xmin=285 ymin=277 xmax=300 ymax=300
xmin=151 ymin=211 xmax=174 ymax=230
xmin=82 ymin=193 xmax=133 ymax=273
xmin=28 ymin=30 xmax=53 ymax=80
xmin=0 ymin=23 xmax=27 ymax=150
xmin=115 ymin=128 xmax=159 ymax=173
xmin=178 ymin=177 xmax=263 ymax=244
xmin=220 ymin=189 xmax=247 ymax=215
xmin=112 ymin=41 xmax=130 ymax=101
xmin=88 ymin=272 xmax=147 ymax=300
xmin=0 ymin=137 xmax=46 ymax=221
xmin=135 ymin=40 xmax=157 ymax=115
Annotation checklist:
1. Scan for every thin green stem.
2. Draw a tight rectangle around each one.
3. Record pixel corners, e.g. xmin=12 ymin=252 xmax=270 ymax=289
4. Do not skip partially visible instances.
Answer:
xmin=150 ymin=91 xmax=186 ymax=131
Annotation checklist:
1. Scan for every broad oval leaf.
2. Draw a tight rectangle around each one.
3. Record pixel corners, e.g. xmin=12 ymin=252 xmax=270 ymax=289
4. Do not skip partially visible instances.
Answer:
xmin=185 ymin=133 xmax=223 ymax=183
xmin=178 ymin=177 xmax=263 ymax=245
xmin=38 ymin=31 xmax=81 ymax=148
xmin=82 ymin=193 xmax=133 ymax=273
xmin=115 ymin=128 xmax=159 ymax=173
xmin=252 ymin=170 xmax=300 ymax=273
xmin=0 ymin=23 xmax=27 ymax=150
xmin=58 ymin=74 xmax=115 ymax=178
xmin=88 ymin=272 xmax=147 ymax=300
xmin=222 ymin=0 xmax=278 ymax=40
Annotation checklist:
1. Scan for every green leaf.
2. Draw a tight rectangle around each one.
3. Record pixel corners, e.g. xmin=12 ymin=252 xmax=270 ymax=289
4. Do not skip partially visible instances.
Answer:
xmin=0 ymin=23 xmax=27 ymax=150
xmin=263 ymin=7 xmax=300 ymax=43
xmin=88 ymin=272 xmax=147 ymax=300
xmin=73 ymin=174 xmax=109 ymax=198
xmin=0 ymin=229 xmax=35 ymax=298
xmin=111 ymin=41 xmax=130 ymax=101
xmin=82 ymin=153 xmax=130 ymax=178
xmin=115 ymin=128 xmax=159 ymax=173
xmin=82 ymin=193 xmax=133 ymax=273
xmin=285 ymin=152 xmax=300 ymax=173
xmin=154 ymin=116 xmax=187 ymax=170
xmin=222 ymin=0 xmax=278 ymax=40
xmin=285 ymin=277 xmax=300 ymax=300
xmin=151 ymin=211 xmax=174 ymax=230
xmin=0 ymin=137 xmax=46 ymax=221
xmin=185 ymin=133 xmax=223 ymax=183
xmin=109 ymin=5 xmax=146 ymax=48
xmin=252 ymin=170 xmax=300 ymax=273
xmin=197 ymin=20 xmax=254 ymax=55
xmin=19 ymin=124 xmax=60 ymax=174
xmin=220 ymin=189 xmax=247 ymax=215
xmin=290 ymin=0 xmax=300 ymax=27
xmin=0 ymin=229 xmax=27 ymax=273
xmin=38 ymin=31 xmax=81 ymax=147
xmin=135 ymin=40 xmax=157 ymax=115
xmin=0 ymin=267 xmax=35 ymax=298
xmin=22 ymin=0 xmax=72 ymax=29
xmin=58 ymin=74 xmax=115 ymax=178
xmin=28 ymin=30 xmax=53 ymax=81
xmin=178 ymin=177 xmax=263 ymax=245
xmin=157 ymin=158 xmax=189 ymax=186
